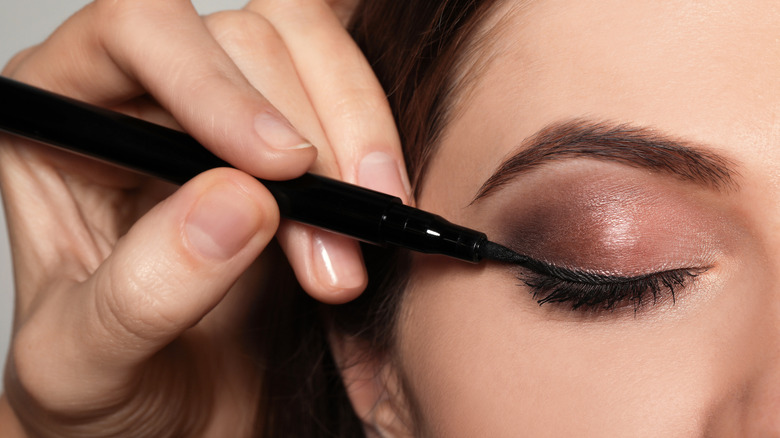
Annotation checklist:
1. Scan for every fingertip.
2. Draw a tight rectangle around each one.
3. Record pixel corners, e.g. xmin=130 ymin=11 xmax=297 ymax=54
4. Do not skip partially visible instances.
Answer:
xmin=253 ymin=111 xmax=313 ymax=152
xmin=357 ymin=151 xmax=412 ymax=203
xmin=184 ymin=99 xmax=319 ymax=181
xmin=183 ymin=169 xmax=276 ymax=261
xmin=310 ymin=230 xmax=368 ymax=303
xmin=245 ymin=109 xmax=320 ymax=179
xmin=277 ymin=223 xmax=368 ymax=304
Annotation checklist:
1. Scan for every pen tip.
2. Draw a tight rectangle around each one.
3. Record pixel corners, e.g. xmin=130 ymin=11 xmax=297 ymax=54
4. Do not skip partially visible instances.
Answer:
xmin=480 ymin=241 xmax=529 ymax=264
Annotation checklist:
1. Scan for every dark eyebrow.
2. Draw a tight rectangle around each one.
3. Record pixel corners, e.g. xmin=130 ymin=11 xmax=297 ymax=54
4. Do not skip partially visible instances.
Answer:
xmin=473 ymin=119 xmax=738 ymax=201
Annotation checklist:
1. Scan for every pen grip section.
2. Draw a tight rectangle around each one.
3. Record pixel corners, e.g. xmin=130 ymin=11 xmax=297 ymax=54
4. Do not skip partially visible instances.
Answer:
xmin=265 ymin=174 xmax=400 ymax=245
xmin=380 ymin=204 xmax=486 ymax=263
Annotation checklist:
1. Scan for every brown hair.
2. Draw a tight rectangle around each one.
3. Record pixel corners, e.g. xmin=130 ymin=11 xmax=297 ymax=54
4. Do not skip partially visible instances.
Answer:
xmin=254 ymin=1 xmax=502 ymax=436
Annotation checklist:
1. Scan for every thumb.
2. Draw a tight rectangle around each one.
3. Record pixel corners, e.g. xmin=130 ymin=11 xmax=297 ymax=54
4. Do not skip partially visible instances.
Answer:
xmin=11 ymin=168 xmax=278 ymax=411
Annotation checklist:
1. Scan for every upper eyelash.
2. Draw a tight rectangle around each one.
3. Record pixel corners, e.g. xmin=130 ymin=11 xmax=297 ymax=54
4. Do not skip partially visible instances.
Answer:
xmin=516 ymin=260 xmax=708 ymax=311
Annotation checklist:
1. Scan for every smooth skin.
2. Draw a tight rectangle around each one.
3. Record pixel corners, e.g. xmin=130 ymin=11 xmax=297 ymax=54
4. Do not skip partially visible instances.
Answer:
xmin=337 ymin=0 xmax=780 ymax=436
xmin=0 ymin=0 xmax=409 ymax=436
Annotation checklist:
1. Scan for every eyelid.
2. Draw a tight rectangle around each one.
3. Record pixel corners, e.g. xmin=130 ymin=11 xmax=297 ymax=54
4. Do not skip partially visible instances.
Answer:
xmin=515 ymin=256 xmax=709 ymax=311
xmin=482 ymin=160 xmax=736 ymax=278
xmin=520 ymin=256 xmax=709 ymax=285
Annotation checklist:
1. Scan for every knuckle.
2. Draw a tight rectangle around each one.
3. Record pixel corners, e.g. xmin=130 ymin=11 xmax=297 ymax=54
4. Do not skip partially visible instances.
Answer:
xmin=91 ymin=0 xmax=189 ymax=37
xmin=95 ymin=258 xmax=187 ymax=344
xmin=258 ymin=0 xmax=341 ymax=30
xmin=330 ymin=86 xmax=388 ymax=124
xmin=90 ymin=0 xmax=150 ymax=48
xmin=206 ymin=10 xmax=279 ymax=49
xmin=261 ymin=0 xmax=312 ymax=16
xmin=10 ymin=324 xmax=44 ymax=390
xmin=2 ymin=46 xmax=35 ymax=77
xmin=8 ymin=322 xmax=66 ymax=410
xmin=91 ymin=0 xmax=141 ymax=26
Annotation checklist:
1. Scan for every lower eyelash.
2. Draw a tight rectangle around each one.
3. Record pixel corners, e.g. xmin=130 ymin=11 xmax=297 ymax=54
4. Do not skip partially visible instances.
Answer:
xmin=518 ymin=267 xmax=706 ymax=311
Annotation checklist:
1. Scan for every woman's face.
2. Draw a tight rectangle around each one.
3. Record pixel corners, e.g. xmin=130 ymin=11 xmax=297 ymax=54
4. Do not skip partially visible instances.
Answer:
xmin=390 ymin=0 xmax=780 ymax=435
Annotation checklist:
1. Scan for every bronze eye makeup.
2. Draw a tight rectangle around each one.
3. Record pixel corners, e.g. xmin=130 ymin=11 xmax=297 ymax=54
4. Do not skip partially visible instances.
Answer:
xmin=496 ymin=170 xmax=726 ymax=274
xmin=473 ymin=161 xmax=742 ymax=311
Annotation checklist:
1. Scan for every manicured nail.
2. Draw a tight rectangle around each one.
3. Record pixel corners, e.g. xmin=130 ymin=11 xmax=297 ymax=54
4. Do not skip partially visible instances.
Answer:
xmin=185 ymin=183 xmax=261 ymax=260
xmin=358 ymin=151 xmax=411 ymax=202
xmin=254 ymin=112 xmax=313 ymax=150
xmin=312 ymin=230 xmax=366 ymax=290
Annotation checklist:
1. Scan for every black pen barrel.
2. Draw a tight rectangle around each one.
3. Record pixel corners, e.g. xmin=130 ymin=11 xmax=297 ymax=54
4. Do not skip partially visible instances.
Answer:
xmin=264 ymin=173 xmax=400 ymax=245
xmin=0 ymin=76 xmax=222 ymax=184
xmin=0 ymin=76 xmax=403 ymax=244
xmin=0 ymin=76 xmax=484 ymax=261
xmin=381 ymin=204 xmax=486 ymax=263
xmin=0 ymin=76 xmax=402 ymax=244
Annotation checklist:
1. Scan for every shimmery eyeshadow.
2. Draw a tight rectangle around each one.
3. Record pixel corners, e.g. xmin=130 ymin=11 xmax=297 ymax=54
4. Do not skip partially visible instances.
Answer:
xmin=482 ymin=161 xmax=737 ymax=276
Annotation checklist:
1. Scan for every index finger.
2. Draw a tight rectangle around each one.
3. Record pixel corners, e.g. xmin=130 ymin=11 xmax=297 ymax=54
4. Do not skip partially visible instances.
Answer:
xmin=246 ymin=0 xmax=411 ymax=202
xmin=10 ymin=0 xmax=316 ymax=181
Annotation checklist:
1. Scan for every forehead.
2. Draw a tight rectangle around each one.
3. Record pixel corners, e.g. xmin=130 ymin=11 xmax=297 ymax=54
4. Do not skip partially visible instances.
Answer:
xmin=489 ymin=0 xmax=780 ymax=120
xmin=420 ymin=0 xmax=780 ymax=213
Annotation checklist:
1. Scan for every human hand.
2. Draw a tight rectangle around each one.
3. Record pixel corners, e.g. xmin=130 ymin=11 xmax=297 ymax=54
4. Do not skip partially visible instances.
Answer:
xmin=0 ymin=0 xmax=407 ymax=435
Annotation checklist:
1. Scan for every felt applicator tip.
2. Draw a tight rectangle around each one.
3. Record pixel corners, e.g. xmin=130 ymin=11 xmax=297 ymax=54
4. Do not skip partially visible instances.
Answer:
xmin=480 ymin=241 xmax=530 ymax=264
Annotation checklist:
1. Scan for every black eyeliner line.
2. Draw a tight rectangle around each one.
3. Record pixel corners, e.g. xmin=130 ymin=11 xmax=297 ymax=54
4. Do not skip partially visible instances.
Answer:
xmin=526 ymin=261 xmax=708 ymax=286
xmin=487 ymin=239 xmax=709 ymax=285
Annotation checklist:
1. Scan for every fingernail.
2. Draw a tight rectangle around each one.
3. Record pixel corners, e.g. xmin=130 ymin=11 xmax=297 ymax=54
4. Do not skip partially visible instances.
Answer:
xmin=185 ymin=183 xmax=261 ymax=260
xmin=312 ymin=230 xmax=366 ymax=290
xmin=254 ymin=112 xmax=313 ymax=150
xmin=358 ymin=151 xmax=411 ymax=202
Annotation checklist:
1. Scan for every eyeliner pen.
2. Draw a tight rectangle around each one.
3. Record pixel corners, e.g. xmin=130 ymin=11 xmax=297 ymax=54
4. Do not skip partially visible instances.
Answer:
xmin=0 ymin=76 xmax=518 ymax=263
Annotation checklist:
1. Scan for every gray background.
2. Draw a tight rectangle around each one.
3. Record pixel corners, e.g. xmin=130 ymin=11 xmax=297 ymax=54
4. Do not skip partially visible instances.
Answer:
xmin=0 ymin=0 xmax=246 ymax=392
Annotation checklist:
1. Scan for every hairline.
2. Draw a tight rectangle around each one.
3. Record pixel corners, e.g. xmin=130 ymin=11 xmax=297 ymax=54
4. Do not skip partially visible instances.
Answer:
xmin=410 ymin=0 xmax=532 ymax=195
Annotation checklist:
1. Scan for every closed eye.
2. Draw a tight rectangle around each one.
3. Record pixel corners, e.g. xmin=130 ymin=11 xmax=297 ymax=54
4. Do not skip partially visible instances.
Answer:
xmin=516 ymin=258 xmax=708 ymax=311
